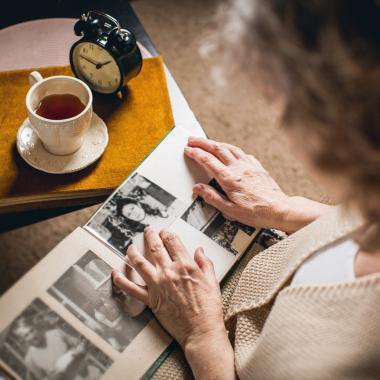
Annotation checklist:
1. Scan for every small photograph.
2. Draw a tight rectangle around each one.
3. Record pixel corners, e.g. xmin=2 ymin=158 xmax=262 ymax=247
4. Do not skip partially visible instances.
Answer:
xmin=0 ymin=298 xmax=112 ymax=380
xmin=203 ymin=213 xmax=256 ymax=255
xmin=181 ymin=196 xmax=218 ymax=231
xmin=181 ymin=180 xmax=256 ymax=255
xmin=87 ymin=173 xmax=186 ymax=255
xmin=48 ymin=250 xmax=152 ymax=352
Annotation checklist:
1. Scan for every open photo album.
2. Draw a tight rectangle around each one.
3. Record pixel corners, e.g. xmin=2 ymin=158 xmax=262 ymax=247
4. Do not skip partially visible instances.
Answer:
xmin=0 ymin=127 xmax=260 ymax=380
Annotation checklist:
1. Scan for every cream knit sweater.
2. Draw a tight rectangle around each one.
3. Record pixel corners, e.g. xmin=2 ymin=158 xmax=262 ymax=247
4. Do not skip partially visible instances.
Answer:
xmin=152 ymin=207 xmax=380 ymax=379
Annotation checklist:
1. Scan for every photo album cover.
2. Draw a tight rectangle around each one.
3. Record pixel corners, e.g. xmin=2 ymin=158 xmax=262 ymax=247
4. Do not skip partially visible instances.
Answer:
xmin=0 ymin=127 xmax=260 ymax=380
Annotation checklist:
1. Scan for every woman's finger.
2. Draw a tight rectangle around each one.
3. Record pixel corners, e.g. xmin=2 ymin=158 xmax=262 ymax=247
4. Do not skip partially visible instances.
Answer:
xmin=127 ymin=244 xmax=157 ymax=284
xmin=223 ymin=143 xmax=245 ymax=159
xmin=159 ymin=230 xmax=191 ymax=262
xmin=112 ymin=270 xmax=149 ymax=304
xmin=187 ymin=137 xmax=236 ymax=164
xmin=184 ymin=146 xmax=226 ymax=181
xmin=193 ymin=183 xmax=233 ymax=214
xmin=122 ymin=261 xmax=135 ymax=280
xmin=194 ymin=248 xmax=218 ymax=282
xmin=144 ymin=227 xmax=172 ymax=266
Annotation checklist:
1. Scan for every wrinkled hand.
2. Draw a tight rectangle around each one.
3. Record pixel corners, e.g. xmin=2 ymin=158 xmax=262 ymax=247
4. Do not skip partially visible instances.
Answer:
xmin=184 ymin=137 xmax=289 ymax=230
xmin=112 ymin=227 xmax=226 ymax=349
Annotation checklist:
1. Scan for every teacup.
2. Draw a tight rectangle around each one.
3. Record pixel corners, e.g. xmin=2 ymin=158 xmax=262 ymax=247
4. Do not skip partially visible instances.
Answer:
xmin=26 ymin=71 xmax=93 ymax=155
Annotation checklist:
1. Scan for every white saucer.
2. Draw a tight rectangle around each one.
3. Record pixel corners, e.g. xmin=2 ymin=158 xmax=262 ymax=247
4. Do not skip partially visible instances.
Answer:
xmin=17 ymin=113 xmax=109 ymax=174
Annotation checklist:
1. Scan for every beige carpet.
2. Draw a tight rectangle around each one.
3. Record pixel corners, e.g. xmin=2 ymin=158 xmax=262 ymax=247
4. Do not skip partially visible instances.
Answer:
xmin=0 ymin=0 xmax=327 ymax=295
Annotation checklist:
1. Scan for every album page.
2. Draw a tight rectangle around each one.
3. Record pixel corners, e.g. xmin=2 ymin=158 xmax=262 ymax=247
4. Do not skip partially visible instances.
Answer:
xmin=0 ymin=227 xmax=171 ymax=380
xmin=85 ymin=126 xmax=260 ymax=281
xmin=0 ymin=127 xmax=260 ymax=380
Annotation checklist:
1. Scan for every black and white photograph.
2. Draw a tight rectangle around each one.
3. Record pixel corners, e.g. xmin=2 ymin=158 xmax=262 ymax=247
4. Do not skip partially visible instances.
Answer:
xmin=48 ymin=251 xmax=152 ymax=352
xmin=181 ymin=195 xmax=218 ymax=231
xmin=181 ymin=180 xmax=257 ymax=255
xmin=86 ymin=173 xmax=186 ymax=255
xmin=0 ymin=298 xmax=112 ymax=380
xmin=203 ymin=213 xmax=256 ymax=255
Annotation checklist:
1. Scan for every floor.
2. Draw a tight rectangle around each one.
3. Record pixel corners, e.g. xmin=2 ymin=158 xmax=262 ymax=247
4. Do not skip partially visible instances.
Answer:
xmin=0 ymin=0 xmax=327 ymax=295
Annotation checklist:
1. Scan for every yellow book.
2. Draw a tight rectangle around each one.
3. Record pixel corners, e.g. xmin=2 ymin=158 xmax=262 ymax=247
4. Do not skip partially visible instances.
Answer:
xmin=0 ymin=57 xmax=174 ymax=213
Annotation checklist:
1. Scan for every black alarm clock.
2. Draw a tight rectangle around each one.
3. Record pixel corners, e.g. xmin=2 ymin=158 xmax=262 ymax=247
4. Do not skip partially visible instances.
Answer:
xmin=70 ymin=10 xmax=143 ymax=94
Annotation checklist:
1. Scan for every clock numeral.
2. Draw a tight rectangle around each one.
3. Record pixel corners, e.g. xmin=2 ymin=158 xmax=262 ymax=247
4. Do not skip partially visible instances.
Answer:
xmin=114 ymin=78 xmax=118 ymax=83
xmin=89 ymin=44 xmax=94 ymax=50
xmin=82 ymin=47 xmax=88 ymax=54
xmin=82 ymin=64 xmax=86 ymax=69
xmin=98 ymin=79 xmax=103 ymax=85
xmin=89 ymin=73 xmax=93 ymax=79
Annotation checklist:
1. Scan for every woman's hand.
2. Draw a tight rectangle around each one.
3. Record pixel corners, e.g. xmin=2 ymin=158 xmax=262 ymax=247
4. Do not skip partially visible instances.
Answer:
xmin=112 ymin=227 xmax=236 ymax=380
xmin=185 ymin=137 xmax=331 ymax=234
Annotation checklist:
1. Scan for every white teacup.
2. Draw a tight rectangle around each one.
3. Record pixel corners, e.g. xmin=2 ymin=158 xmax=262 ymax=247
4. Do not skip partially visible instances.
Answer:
xmin=26 ymin=71 xmax=93 ymax=155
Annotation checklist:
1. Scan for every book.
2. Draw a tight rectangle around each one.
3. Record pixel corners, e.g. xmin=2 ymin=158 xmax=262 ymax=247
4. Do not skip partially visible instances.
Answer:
xmin=0 ymin=58 xmax=174 ymax=213
xmin=0 ymin=127 xmax=260 ymax=380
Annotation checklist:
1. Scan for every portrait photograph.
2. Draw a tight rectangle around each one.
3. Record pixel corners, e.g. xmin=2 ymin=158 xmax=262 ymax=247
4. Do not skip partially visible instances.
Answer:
xmin=87 ymin=173 xmax=186 ymax=255
xmin=182 ymin=180 xmax=256 ymax=255
xmin=0 ymin=298 xmax=112 ymax=380
xmin=48 ymin=251 xmax=152 ymax=352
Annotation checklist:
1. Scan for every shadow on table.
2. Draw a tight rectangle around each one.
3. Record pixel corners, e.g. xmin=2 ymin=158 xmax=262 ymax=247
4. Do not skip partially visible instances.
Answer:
xmin=9 ymin=143 xmax=100 ymax=194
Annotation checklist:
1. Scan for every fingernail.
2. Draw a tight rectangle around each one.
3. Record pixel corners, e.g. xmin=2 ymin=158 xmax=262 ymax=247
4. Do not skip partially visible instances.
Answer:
xmin=112 ymin=270 xmax=121 ymax=282
xmin=159 ymin=228 xmax=168 ymax=236
xmin=144 ymin=226 xmax=152 ymax=232
xmin=126 ymin=244 xmax=135 ymax=255
xmin=112 ymin=269 xmax=119 ymax=277
xmin=184 ymin=146 xmax=192 ymax=155
xmin=193 ymin=184 xmax=202 ymax=194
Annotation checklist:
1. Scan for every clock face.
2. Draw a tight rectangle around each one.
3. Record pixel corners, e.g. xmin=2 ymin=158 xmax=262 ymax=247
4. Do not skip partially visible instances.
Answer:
xmin=71 ymin=42 xmax=122 ymax=94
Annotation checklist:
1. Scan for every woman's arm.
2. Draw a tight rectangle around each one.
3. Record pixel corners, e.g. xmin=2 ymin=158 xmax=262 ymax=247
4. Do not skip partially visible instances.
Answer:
xmin=280 ymin=196 xmax=332 ymax=233
xmin=185 ymin=137 xmax=331 ymax=234
xmin=184 ymin=330 xmax=236 ymax=380
xmin=113 ymin=228 xmax=236 ymax=379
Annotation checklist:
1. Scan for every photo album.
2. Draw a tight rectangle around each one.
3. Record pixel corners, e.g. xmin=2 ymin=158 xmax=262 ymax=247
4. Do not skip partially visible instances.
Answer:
xmin=0 ymin=127 xmax=260 ymax=380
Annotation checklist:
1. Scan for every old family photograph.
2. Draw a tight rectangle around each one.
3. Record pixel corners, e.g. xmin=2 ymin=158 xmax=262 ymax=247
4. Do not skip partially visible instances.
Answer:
xmin=48 ymin=251 xmax=152 ymax=352
xmin=0 ymin=250 xmax=152 ymax=380
xmin=88 ymin=174 xmax=256 ymax=256
xmin=0 ymin=298 xmax=112 ymax=380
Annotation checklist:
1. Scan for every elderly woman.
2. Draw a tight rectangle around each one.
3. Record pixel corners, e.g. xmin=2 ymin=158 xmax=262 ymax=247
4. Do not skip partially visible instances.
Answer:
xmin=113 ymin=1 xmax=380 ymax=378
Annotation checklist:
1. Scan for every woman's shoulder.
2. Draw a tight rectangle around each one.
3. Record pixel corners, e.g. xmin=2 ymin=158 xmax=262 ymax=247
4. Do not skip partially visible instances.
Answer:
xmin=234 ymin=273 xmax=380 ymax=379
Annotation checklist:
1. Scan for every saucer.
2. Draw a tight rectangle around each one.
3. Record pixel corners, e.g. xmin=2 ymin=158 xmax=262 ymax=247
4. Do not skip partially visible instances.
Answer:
xmin=17 ymin=113 xmax=109 ymax=174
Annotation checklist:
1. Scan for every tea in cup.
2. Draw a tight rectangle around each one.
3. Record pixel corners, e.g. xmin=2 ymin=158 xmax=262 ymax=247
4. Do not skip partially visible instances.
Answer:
xmin=26 ymin=71 xmax=93 ymax=155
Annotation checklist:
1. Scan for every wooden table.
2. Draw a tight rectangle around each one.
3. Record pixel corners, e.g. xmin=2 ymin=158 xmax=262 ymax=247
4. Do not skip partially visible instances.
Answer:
xmin=0 ymin=0 xmax=203 ymax=232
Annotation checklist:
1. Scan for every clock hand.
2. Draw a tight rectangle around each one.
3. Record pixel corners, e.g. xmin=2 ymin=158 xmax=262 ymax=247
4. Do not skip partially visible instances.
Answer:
xmin=96 ymin=60 xmax=112 ymax=69
xmin=79 ymin=54 xmax=99 ymax=66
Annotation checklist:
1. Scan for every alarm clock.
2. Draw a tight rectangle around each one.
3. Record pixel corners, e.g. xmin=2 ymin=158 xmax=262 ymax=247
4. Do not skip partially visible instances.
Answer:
xmin=70 ymin=10 xmax=143 ymax=94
